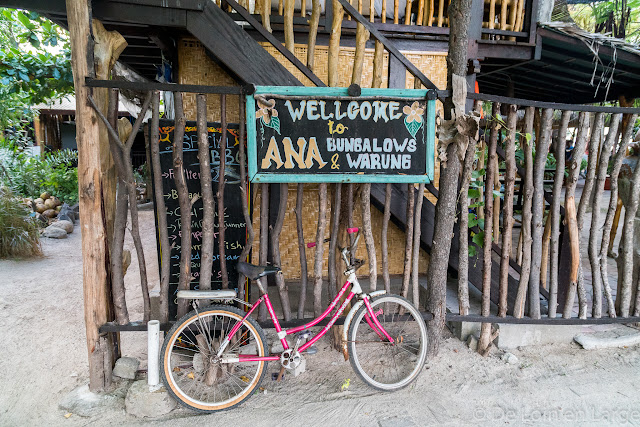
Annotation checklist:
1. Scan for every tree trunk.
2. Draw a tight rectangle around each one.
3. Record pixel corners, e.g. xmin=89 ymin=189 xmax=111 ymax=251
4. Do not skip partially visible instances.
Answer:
xmin=173 ymin=92 xmax=192 ymax=318
xmin=601 ymin=114 xmax=636 ymax=317
xmin=197 ymin=95 xmax=214 ymax=294
xmin=258 ymin=183 xmax=270 ymax=321
xmin=313 ymin=184 xmax=328 ymax=316
xmin=68 ymin=0 xmax=115 ymax=387
xmin=401 ymin=184 xmax=415 ymax=299
xmin=306 ymin=0 xmax=321 ymax=72
xmin=237 ymin=96 xmax=253 ymax=303
xmin=548 ymin=110 xmax=570 ymax=318
xmin=498 ymin=104 xmax=517 ymax=317
xmin=513 ymin=106 xmax=534 ymax=318
xmin=329 ymin=184 xmax=342 ymax=302
xmin=296 ymin=184 xmax=308 ymax=318
xmin=477 ymin=102 xmax=500 ymax=353
xmin=457 ymin=134 xmax=477 ymax=316
xmin=411 ymin=183 xmax=425 ymax=307
xmin=217 ymin=95 xmax=229 ymax=289
xmin=563 ymin=112 xmax=591 ymax=318
xmin=528 ymin=108 xmax=553 ymax=319
xmin=382 ymin=183 xmax=392 ymax=294
xmin=620 ymin=134 xmax=640 ymax=317
xmin=361 ymin=183 xmax=378 ymax=291
xmin=589 ymin=114 xmax=620 ymax=318
xmin=425 ymin=0 xmax=473 ymax=357
xmin=271 ymin=184 xmax=292 ymax=320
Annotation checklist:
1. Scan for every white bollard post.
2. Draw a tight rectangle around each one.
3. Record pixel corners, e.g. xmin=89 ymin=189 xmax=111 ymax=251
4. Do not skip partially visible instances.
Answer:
xmin=147 ymin=320 xmax=160 ymax=388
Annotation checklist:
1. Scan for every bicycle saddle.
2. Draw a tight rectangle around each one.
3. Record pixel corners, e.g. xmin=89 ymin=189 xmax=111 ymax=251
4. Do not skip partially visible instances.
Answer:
xmin=237 ymin=261 xmax=281 ymax=281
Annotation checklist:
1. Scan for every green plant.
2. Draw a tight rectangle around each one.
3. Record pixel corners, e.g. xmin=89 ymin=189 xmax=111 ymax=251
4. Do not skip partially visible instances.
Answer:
xmin=0 ymin=186 xmax=41 ymax=258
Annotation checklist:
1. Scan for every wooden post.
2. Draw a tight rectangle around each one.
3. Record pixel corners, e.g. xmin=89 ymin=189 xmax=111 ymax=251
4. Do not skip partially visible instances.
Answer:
xmin=498 ymin=104 xmax=517 ymax=317
xmin=381 ymin=183 xmax=392 ymax=294
xmin=218 ymin=95 xmax=229 ymax=289
xmin=197 ymin=95 xmax=214 ymax=293
xmin=528 ymin=108 xmax=553 ymax=320
xmin=361 ymin=184 xmax=378 ymax=291
xmin=328 ymin=0 xmax=344 ymax=87
xmin=271 ymin=184 xmax=292 ymax=320
xmin=401 ymin=184 xmax=415 ymax=299
xmin=66 ymin=0 xmax=114 ymax=391
xmin=307 ymin=0 xmax=321 ymax=72
xmin=548 ymin=110 xmax=570 ymax=318
xmin=513 ymin=106 xmax=534 ymax=318
xmin=313 ymin=184 xmax=328 ymax=316
xmin=258 ymin=183 xmax=270 ymax=321
xmin=411 ymin=183 xmax=425 ymax=306
xmin=457 ymin=131 xmax=477 ymax=316
xmin=237 ymin=96 xmax=253 ymax=302
xmin=295 ymin=184 xmax=308 ymax=318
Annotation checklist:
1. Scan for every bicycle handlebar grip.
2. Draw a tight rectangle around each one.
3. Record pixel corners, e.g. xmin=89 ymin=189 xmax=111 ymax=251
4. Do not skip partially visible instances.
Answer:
xmin=347 ymin=227 xmax=359 ymax=234
xmin=307 ymin=242 xmax=317 ymax=248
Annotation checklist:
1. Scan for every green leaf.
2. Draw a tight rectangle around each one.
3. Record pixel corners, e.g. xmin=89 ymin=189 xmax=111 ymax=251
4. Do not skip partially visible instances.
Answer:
xmin=468 ymin=216 xmax=478 ymax=229
xmin=404 ymin=117 xmax=423 ymax=139
xmin=263 ymin=116 xmax=281 ymax=135
xmin=468 ymin=188 xmax=481 ymax=199
xmin=477 ymin=218 xmax=485 ymax=230
xmin=468 ymin=245 xmax=477 ymax=258
xmin=472 ymin=231 xmax=484 ymax=248
xmin=493 ymin=190 xmax=503 ymax=198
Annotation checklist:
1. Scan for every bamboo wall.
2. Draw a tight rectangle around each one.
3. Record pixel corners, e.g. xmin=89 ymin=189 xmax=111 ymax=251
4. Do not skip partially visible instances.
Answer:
xmin=177 ymin=38 xmax=447 ymax=277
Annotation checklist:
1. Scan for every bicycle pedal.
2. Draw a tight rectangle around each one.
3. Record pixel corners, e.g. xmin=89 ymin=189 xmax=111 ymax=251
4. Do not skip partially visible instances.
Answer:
xmin=303 ymin=344 xmax=318 ymax=355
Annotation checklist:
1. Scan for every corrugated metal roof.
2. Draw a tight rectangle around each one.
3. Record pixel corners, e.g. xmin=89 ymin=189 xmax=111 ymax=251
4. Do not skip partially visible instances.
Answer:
xmin=34 ymin=96 xmax=130 ymax=115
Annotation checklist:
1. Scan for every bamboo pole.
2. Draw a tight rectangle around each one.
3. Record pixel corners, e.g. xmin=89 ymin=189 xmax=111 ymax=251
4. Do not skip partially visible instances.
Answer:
xmin=382 ymin=183 xmax=392 ymax=294
xmin=563 ymin=112 xmax=591 ymax=319
xmin=500 ymin=0 xmax=508 ymax=30
xmin=306 ymin=0 xmax=321 ymax=71
xmin=427 ymin=0 xmax=434 ymax=25
xmin=381 ymin=0 xmax=387 ymax=22
xmin=394 ymin=0 xmax=399 ymax=23
xmin=528 ymin=108 xmax=553 ymax=319
xmin=589 ymin=114 xmax=620 ymax=318
xmin=328 ymin=0 xmax=344 ymax=87
xmin=608 ymin=197 xmax=623 ymax=256
xmin=405 ymin=0 xmax=413 ymax=24
xmin=284 ymin=0 xmax=295 ymax=51
xmin=301 ymin=0 xmax=307 ymax=16
xmin=361 ymin=183 xmax=378 ymax=291
xmin=458 ymin=135 xmax=477 ymax=316
xmin=438 ymin=0 xmax=445 ymax=26
xmin=237 ymin=96 xmax=253 ymax=303
xmin=548 ymin=110 xmax=570 ymax=318
xmin=313 ymin=184 xmax=328 ymax=316
xmin=498 ymin=104 xmax=517 ymax=317
xmin=417 ymin=0 xmax=425 ymax=24
xmin=197 ymin=95 xmax=214 ymax=293
xmin=295 ymin=184 xmax=308 ymax=318
xmin=369 ymin=0 xmax=375 ymax=21
xmin=263 ymin=0 xmax=272 ymax=32
xmin=488 ymin=0 xmax=496 ymax=29
xmin=401 ymin=184 xmax=415 ymax=299
xmin=513 ymin=106 xmax=535 ymax=318
xmin=601 ymin=114 xmax=636 ymax=317
xmin=352 ymin=24 xmax=370 ymax=86
xmin=217 ymin=95 xmax=229 ymax=289
xmin=539 ymin=211 xmax=551 ymax=290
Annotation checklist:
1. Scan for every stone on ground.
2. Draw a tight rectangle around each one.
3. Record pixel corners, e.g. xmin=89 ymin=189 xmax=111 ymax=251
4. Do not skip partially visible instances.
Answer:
xmin=466 ymin=334 xmax=478 ymax=352
xmin=43 ymin=225 xmax=68 ymax=239
xmin=501 ymin=352 xmax=519 ymax=364
xmin=50 ymin=220 xmax=74 ymax=234
xmin=574 ymin=325 xmax=640 ymax=350
xmin=125 ymin=380 xmax=177 ymax=418
xmin=58 ymin=384 xmax=124 ymax=417
xmin=113 ymin=357 xmax=139 ymax=380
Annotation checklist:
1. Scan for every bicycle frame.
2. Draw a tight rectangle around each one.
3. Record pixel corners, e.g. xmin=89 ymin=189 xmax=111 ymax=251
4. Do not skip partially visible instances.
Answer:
xmin=216 ymin=271 xmax=394 ymax=363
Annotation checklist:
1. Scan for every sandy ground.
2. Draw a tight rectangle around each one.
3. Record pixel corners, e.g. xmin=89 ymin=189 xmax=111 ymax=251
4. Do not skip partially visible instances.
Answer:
xmin=2 ymin=211 xmax=640 ymax=426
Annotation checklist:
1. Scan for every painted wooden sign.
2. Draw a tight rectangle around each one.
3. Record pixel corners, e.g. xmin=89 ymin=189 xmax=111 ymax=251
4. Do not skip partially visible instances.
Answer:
xmin=149 ymin=120 xmax=248 ymax=319
xmin=246 ymin=86 xmax=436 ymax=183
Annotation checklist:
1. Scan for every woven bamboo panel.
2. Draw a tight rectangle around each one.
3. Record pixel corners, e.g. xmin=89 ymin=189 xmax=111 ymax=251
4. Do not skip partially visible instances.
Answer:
xmin=177 ymin=38 xmax=242 ymax=122
xmin=251 ymin=184 xmax=429 ymax=279
xmin=259 ymin=43 xmax=390 ymax=88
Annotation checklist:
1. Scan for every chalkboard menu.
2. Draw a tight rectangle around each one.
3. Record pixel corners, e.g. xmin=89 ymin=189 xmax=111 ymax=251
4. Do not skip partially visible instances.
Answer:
xmin=246 ymin=86 xmax=435 ymax=183
xmin=150 ymin=120 xmax=248 ymax=319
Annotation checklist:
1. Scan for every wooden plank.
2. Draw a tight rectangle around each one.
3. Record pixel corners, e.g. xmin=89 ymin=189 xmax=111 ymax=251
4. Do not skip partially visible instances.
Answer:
xmin=85 ymin=78 xmax=244 ymax=94
xmin=186 ymin=6 xmax=302 ymax=86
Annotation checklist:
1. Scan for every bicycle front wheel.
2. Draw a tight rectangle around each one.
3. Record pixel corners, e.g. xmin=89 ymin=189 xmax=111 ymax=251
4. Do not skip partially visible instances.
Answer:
xmin=347 ymin=295 xmax=428 ymax=391
xmin=161 ymin=305 xmax=268 ymax=412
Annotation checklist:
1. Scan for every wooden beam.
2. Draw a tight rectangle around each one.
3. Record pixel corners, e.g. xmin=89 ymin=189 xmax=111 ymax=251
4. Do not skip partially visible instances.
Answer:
xmin=65 ymin=0 xmax=114 ymax=392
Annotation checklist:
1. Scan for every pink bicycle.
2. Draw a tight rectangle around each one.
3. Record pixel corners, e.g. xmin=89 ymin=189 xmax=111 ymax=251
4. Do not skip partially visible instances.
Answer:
xmin=160 ymin=228 xmax=428 ymax=412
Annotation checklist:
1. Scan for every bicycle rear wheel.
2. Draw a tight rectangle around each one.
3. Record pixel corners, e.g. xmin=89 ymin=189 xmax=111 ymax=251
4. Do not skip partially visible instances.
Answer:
xmin=347 ymin=295 xmax=427 ymax=391
xmin=161 ymin=305 xmax=268 ymax=412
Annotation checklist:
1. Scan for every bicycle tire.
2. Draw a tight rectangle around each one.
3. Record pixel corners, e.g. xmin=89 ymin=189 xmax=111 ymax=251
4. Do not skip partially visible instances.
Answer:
xmin=347 ymin=294 xmax=428 ymax=391
xmin=160 ymin=305 xmax=268 ymax=412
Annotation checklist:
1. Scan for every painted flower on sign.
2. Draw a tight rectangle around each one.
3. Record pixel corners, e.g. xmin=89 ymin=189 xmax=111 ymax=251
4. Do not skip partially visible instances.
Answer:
xmin=403 ymin=101 xmax=424 ymax=123
xmin=256 ymin=99 xmax=280 ymax=134
xmin=403 ymin=101 xmax=424 ymax=139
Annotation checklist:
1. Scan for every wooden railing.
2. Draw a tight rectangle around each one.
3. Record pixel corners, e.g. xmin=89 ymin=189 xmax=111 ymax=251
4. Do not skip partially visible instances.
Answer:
xmin=227 ymin=0 xmax=532 ymax=39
